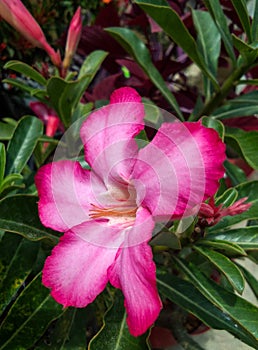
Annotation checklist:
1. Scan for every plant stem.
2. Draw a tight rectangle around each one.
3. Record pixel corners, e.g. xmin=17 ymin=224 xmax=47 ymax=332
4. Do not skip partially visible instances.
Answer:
xmin=193 ymin=63 xmax=251 ymax=120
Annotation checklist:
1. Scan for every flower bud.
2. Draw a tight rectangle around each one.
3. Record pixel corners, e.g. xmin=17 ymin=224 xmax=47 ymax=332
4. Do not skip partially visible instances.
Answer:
xmin=63 ymin=7 xmax=82 ymax=70
xmin=0 ymin=0 xmax=61 ymax=67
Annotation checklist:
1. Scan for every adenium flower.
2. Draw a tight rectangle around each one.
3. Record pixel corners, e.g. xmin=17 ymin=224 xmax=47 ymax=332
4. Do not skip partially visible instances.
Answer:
xmin=35 ymin=87 xmax=225 ymax=336
xmin=63 ymin=6 xmax=82 ymax=70
xmin=0 ymin=0 xmax=61 ymax=67
xmin=198 ymin=196 xmax=252 ymax=226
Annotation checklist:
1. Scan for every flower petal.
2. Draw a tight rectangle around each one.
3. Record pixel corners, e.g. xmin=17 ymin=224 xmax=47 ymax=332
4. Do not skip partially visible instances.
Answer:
xmin=80 ymin=87 xmax=144 ymax=187
xmin=132 ymin=121 xmax=226 ymax=220
xmin=42 ymin=230 xmax=118 ymax=307
xmin=108 ymin=207 xmax=162 ymax=336
xmin=35 ymin=160 xmax=104 ymax=231
xmin=108 ymin=243 xmax=161 ymax=336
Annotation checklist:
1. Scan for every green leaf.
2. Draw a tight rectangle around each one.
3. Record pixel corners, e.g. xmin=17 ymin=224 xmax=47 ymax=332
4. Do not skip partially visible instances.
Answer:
xmin=0 ymin=143 xmax=5 ymax=184
xmin=0 ymin=195 xmax=59 ymax=242
xmin=0 ymin=122 xmax=15 ymax=141
xmin=134 ymin=0 xmax=219 ymax=90
xmin=192 ymin=10 xmax=221 ymax=99
xmin=235 ymin=180 xmax=258 ymax=201
xmin=34 ymin=307 xmax=91 ymax=349
xmin=203 ymin=0 xmax=236 ymax=64
xmin=0 ymin=173 xmax=24 ymax=197
xmin=47 ymin=51 xmax=107 ymax=128
xmin=201 ymin=116 xmax=225 ymax=140
xmin=224 ymin=160 xmax=247 ymax=186
xmin=105 ymin=27 xmax=183 ymax=120
xmin=0 ymin=233 xmax=39 ymax=315
xmin=251 ymin=0 xmax=258 ymax=41
xmin=157 ymin=273 xmax=258 ymax=348
xmin=225 ymin=126 xmax=258 ymax=169
xmin=215 ymin=187 xmax=238 ymax=207
xmin=207 ymin=226 xmax=258 ymax=250
xmin=5 ymin=116 xmax=43 ymax=175
xmin=4 ymin=60 xmax=47 ymax=86
xmin=212 ymin=91 xmax=258 ymax=119
xmin=169 ymin=258 xmax=258 ymax=347
xmin=193 ymin=246 xmax=245 ymax=293
xmin=197 ymin=239 xmax=246 ymax=256
xmin=230 ymin=0 xmax=252 ymax=42
xmin=0 ymin=273 xmax=64 ymax=350
xmin=89 ymin=291 xmax=150 ymax=350
xmin=232 ymin=35 xmax=257 ymax=64
xmin=236 ymin=262 xmax=258 ymax=300
xmin=78 ymin=50 xmax=108 ymax=79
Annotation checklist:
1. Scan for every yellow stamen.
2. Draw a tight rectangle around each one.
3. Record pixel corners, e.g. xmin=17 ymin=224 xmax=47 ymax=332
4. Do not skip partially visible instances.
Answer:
xmin=89 ymin=204 xmax=137 ymax=219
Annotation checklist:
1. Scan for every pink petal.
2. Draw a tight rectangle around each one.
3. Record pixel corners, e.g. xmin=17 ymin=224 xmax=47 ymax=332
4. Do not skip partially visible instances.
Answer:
xmin=80 ymin=87 xmax=144 ymax=188
xmin=42 ymin=230 xmax=118 ymax=307
xmin=108 ymin=207 xmax=162 ymax=336
xmin=132 ymin=122 xmax=226 ymax=220
xmin=35 ymin=160 xmax=104 ymax=231
xmin=109 ymin=244 xmax=161 ymax=336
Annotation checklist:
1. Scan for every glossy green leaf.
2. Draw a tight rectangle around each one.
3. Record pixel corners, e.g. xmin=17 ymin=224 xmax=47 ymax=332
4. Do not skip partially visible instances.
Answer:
xmin=4 ymin=60 xmax=47 ymax=86
xmin=212 ymin=91 xmax=258 ymax=119
xmin=0 ymin=233 xmax=39 ymax=314
xmin=201 ymin=116 xmax=225 ymax=140
xmin=194 ymin=246 xmax=245 ymax=293
xmin=230 ymin=0 xmax=252 ymax=42
xmin=105 ymin=27 xmax=183 ymax=120
xmin=89 ymin=291 xmax=150 ymax=350
xmin=0 ymin=273 xmax=64 ymax=350
xmin=252 ymin=0 xmax=258 ymax=41
xmin=225 ymin=126 xmax=258 ymax=169
xmin=0 ymin=173 xmax=24 ymax=198
xmin=5 ymin=116 xmax=43 ymax=175
xmin=47 ymin=51 xmax=107 ymax=128
xmin=192 ymin=10 xmax=221 ymax=99
xmin=232 ymin=35 xmax=257 ymax=64
xmin=169 ymin=258 xmax=258 ymax=347
xmin=215 ymin=187 xmax=238 ymax=207
xmin=203 ymin=0 xmax=236 ymax=64
xmin=77 ymin=50 xmax=108 ymax=79
xmin=0 ymin=195 xmax=59 ymax=242
xmin=134 ymin=0 xmax=219 ymax=90
xmin=2 ymin=78 xmax=41 ymax=95
xmin=0 ymin=122 xmax=15 ymax=141
xmin=197 ymin=239 xmax=246 ymax=256
xmin=157 ymin=273 xmax=258 ymax=348
xmin=236 ymin=262 xmax=258 ymax=300
xmin=0 ymin=143 xmax=5 ymax=184
xmin=34 ymin=307 xmax=91 ymax=349
xmin=207 ymin=226 xmax=258 ymax=250
xmin=235 ymin=180 xmax=258 ymax=201
xmin=224 ymin=160 xmax=247 ymax=186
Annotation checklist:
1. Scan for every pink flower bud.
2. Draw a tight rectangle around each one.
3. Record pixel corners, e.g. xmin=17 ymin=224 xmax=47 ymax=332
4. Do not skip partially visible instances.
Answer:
xmin=63 ymin=7 xmax=82 ymax=70
xmin=0 ymin=0 xmax=61 ymax=67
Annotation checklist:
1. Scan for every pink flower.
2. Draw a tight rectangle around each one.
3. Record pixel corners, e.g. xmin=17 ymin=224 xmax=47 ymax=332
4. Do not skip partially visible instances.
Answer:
xmin=198 ymin=196 xmax=252 ymax=226
xmin=35 ymin=87 xmax=225 ymax=336
xmin=0 ymin=0 xmax=61 ymax=67
xmin=63 ymin=6 xmax=82 ymax=70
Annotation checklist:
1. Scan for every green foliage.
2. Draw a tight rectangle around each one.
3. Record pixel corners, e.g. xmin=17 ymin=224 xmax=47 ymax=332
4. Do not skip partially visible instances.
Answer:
xmin=89 ymin=291 xmax=150 ymax=350
xmin=106 ymin=27 xmax=183 ymax=120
